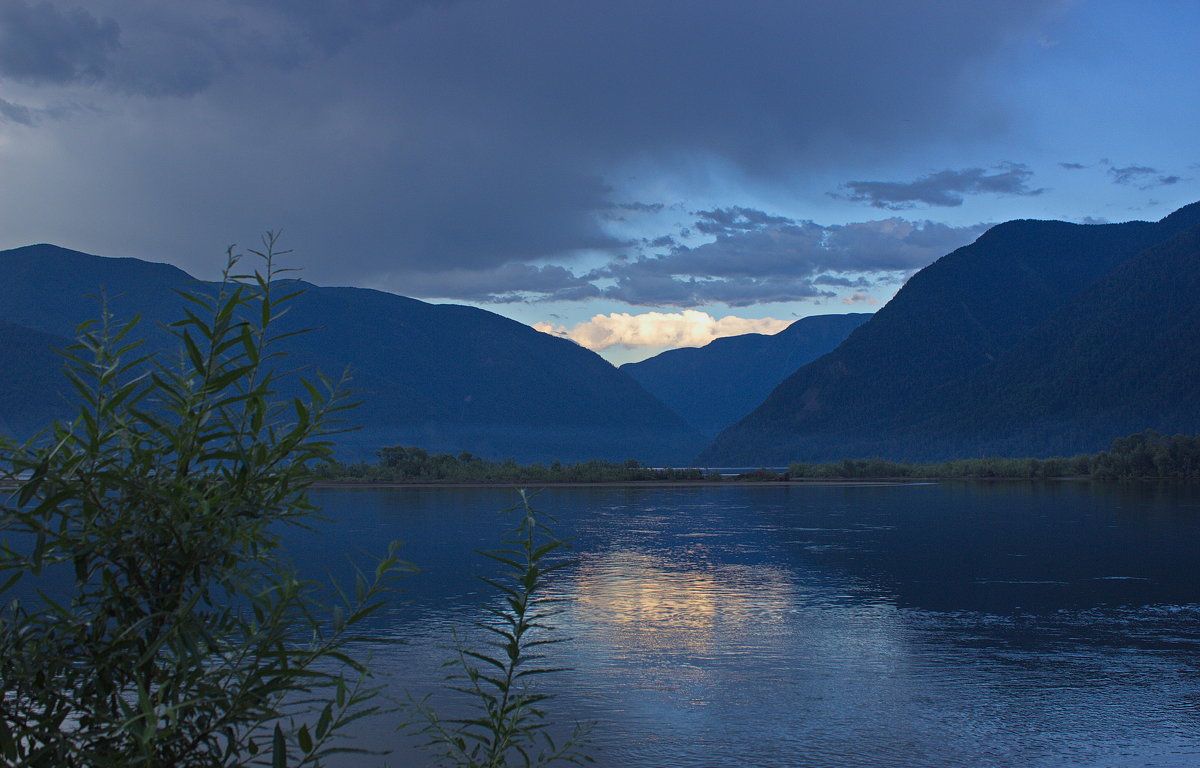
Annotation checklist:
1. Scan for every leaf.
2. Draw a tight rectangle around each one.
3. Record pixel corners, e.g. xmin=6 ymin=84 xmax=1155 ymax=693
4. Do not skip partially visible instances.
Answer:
xmin=182 ymin=329 xmax=207 ymax=374
xmin=16 ymin=458 xmax=48 ymax=507
xmin=273 ymin=723 xmax=287 ymax=768
xmin=316 ymin=704 xmax=333 ymax=740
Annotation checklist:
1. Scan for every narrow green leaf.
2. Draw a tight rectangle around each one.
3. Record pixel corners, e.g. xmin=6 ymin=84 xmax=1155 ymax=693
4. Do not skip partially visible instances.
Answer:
xmin=182 ymin=329 xmax=206 ymax=374
xmin=316 ymin=704 xmax=333 ymax=740
xmin=273 ymin=723 xmax=287 ymax=768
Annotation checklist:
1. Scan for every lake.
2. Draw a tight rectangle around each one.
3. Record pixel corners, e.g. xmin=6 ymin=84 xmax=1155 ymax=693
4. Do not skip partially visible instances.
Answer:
xmin=292 ymin=482 xmax=1200 ymax=767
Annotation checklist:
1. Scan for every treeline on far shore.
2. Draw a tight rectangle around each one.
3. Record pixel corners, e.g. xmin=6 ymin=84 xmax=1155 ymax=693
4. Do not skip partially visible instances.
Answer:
xmin=315 ymin=445 xmax=720 ymax=484
xmin=789 ymin=430 xmax=1200 ymax=481
xmin=316 ymin=430 xmax=1200 ymax=484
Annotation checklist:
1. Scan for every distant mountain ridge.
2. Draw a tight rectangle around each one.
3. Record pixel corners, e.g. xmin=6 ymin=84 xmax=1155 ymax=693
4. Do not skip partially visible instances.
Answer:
xmin=0 ymin=244 xmax=702 ymax=464
xmin=11 ymin=201 xmax=1200 ymax=469
xmin=0 ymin=320 xmax=74 ymax=438
xmin=701 ymin=201 xmax=1200 ymax=464
xmin=621 ymin=313 xmax=870 ymax=440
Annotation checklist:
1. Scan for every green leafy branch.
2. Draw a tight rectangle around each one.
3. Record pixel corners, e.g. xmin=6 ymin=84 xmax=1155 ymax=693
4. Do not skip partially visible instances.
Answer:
xmin=411 ymin=490 xmax=592 ymax=768
xmin=0 ymin=234 xmax=407 ymax=767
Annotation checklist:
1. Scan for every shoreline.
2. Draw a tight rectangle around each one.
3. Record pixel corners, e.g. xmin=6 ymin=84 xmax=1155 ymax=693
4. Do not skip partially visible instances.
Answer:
xmin=308 ymin=476 xmax=1095 ymax=490
xmin=0 ymin=476 xmax=1151 ymax=492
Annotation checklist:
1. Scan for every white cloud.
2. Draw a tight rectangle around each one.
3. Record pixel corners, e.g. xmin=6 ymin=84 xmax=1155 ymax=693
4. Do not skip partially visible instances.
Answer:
xmin=535 ymin=310 xmax=790 ymax=351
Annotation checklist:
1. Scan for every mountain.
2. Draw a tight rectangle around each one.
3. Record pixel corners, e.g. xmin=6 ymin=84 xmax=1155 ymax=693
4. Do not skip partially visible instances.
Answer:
xmin=701 ymin=202 xmax=1200 ymax=465
xmin=0 ymin=244 xmax=702 ymax=463
xmin=0 ymin=321 xmax=75 ymax=438
xmin=906 ymin=223 xmax=1200 ymax=456
xmin=620 ymin=313 xmax=870 ymax=440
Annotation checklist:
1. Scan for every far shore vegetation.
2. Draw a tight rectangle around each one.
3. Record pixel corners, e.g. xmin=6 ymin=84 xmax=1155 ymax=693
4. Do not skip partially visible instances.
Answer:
xmin=316 ymin=429 xmax=1200 ymax=484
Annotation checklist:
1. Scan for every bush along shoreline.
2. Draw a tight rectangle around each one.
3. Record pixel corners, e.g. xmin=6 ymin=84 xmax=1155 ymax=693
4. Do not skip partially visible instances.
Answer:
xmin=316 ymin=430 xmax=1200 ymax=484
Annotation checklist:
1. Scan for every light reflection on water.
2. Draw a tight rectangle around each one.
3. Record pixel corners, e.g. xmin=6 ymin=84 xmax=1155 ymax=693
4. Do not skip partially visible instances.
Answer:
xmin=572 ymin=550 xmax=796 ymax=639
xmin=294 ymin=483 xmax=1200 ymax=767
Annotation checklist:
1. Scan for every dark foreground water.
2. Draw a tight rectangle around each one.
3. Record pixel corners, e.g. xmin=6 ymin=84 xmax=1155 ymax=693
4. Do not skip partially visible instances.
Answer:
xmin=292 ymin=482 xmax=1200 ymax=767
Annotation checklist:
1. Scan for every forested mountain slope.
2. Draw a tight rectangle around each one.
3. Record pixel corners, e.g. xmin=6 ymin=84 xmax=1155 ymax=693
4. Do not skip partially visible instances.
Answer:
xmin=0 ymin=321 xmax=74 ymax=438
xmin=0 ymin=245 xmax=701 ymax=463
xmin=904 ymin=223 xmax=1200 ymax=456
xmin=701 ymin=201 xmax=1200 ymax=464
xmin=621 ymin=313 xmax=869 ymax=439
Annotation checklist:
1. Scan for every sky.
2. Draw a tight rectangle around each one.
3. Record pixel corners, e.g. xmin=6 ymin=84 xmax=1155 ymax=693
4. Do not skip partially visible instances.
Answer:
xmin=0 ymin=0 xmax=1196 ymax=365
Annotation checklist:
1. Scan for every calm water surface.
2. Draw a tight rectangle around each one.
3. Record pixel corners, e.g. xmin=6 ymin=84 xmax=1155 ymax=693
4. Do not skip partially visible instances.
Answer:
xmin=291 ymin=482 xmax=1200 ymax=767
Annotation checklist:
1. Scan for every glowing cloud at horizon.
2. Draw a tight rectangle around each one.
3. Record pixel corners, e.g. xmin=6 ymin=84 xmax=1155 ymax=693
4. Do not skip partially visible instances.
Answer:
xmin=534 ymin=310 xmax=790 ymax=351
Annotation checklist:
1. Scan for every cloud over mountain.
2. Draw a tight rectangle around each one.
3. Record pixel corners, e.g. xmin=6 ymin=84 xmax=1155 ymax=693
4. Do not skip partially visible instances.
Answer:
xmin=535 ymin=311 xmax=790 ymax=352
xmin=366 ymin=206 xmax=988 ymax=308
xmin=589 ymin=213 xmax=989 ymax=307
xmin=1106 ymin=164 xmax=1181 ymax=189
xmin=834 ymin=163 xmax=1046 ymax=209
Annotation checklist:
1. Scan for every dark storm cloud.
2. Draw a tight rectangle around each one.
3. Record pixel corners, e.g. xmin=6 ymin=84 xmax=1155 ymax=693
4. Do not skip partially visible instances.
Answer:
xmin=1108 ymin=165 xmax=1156 ymax=184
xmin=0 ymin=0 xmax=1059 ymax=294
xmin=366 ymin=0 xmax=1056 ymax=172
xmin=0 ymin=96 xmax=32 ymax=124
xmin=0 ymin=0 xmax=119 ymax=85
xmin=377 ymin=207 xmax=987 ymax=306
xmin=433 ymin=209 xmax=987 ymax=307
xmin=812 ymin=275 xmax=867 ymax=288
xmin=626 ymin=210 xmax=988 ymax=277
xmin=1107 ymin=164 xmax=1180 ymax=189
xmin=607 ymin=202 xmax=665 ymax=214
xmin=383 ymin=262 xmax=599 ymax=304
xmin=0 ymin=1 xmax=394 ymax=99
xmin=599 ymin=275 xmax=834 ymax=308
xmin=241 ymin=0 xmax=442 ymax=54
xmin=693 ymin=207 xmax=794 ymax=236
xmin=834 ymin=163 xmax=1047 ymax=209
xmin=598 ymin=201 xmax=667 ymax=224
xmin=583 ymin=212 xmax=986 ymax=305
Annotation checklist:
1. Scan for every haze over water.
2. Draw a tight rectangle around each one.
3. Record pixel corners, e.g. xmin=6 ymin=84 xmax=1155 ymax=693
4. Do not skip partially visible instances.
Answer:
xmin=297 ymin=482 xmax=1200 ymax=767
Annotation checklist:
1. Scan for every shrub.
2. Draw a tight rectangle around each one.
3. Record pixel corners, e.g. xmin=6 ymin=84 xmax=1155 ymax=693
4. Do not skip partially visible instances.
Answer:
xmin=411 ymin=491 xmax=591 ymax=768
xmin=0 ymin=236 xmax=403 ymax=766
